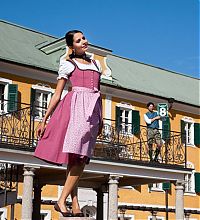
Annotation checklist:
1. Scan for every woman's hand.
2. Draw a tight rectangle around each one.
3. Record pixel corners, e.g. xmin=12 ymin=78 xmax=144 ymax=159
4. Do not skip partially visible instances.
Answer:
xmin=37 ymin=121 xmax=47 ymax=139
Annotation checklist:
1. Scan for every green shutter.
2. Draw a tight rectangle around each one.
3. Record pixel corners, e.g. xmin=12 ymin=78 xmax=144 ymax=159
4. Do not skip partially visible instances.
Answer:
xmin=30 ymin=88 xmax=36 ymax=106
xmin=162 ymin=117 xmax=170 ymax=140
xmin=30 ymin=88 xmax=36 ymax=116
xmin=8 ymin=84 xmax=18 ymax=112
xmin=195 ymin=172 xmax=200 ymax=193
xmin=162 ymin=182 xmax=171 ymax=190
xmin=116 ymin=106 xmax=120 ymax=132
xmin=132 ymin=110 xmax=140 ymax=135
xmin=181 ymin=120 xmax=186 ymax=144
xmin=194 ymin=123 xmax=200 ymax=145
xmin=148 ymin=183 xmax=153 ymax=189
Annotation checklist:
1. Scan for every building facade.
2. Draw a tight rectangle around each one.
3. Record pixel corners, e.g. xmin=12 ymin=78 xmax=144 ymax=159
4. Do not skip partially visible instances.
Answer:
xmin=0 ymin=20 xmax=199 ymax=220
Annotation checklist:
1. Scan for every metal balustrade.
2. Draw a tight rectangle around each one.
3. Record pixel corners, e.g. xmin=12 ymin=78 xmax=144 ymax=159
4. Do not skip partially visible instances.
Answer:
xmin=0 ymin=100 xmax=186 ymax=167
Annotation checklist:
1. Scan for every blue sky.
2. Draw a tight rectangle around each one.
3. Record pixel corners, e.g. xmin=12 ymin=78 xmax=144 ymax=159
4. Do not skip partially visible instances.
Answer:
xmin=0 ymin=0 xmax=199 ymax=78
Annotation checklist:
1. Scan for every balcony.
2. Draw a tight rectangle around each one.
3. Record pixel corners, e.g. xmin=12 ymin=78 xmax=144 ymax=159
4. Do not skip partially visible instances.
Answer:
xmin=0 ymin=100 xmax=190 ymax=219
xmin=0 ymin=100 xmax=187 ymax=167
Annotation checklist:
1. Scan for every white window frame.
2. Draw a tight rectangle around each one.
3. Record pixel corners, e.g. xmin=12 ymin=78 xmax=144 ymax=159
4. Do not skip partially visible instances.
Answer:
xmin=118 ymin=214 xmax=134 ymax=220
xmin=32 ymin=85 xmax=54 ymax=120
xmin=184 ymin=162 xmax=196 ymax=195
xmin=40 ymin=210 xmax=51 ymax=220
xmin=150 ymin=182 xmax=164 ymax=192
xmin=116 ymin=103 xmax=134 ymax=136
xmin=182 ymin=117 xmax=195 ymax=146
xmin=148 ymin=215 xmax=164 ymax=220
xmin=0 ymin=77 xmax=12 ymax=114
xmin=0 ymin=208 xmax=7 ymax=220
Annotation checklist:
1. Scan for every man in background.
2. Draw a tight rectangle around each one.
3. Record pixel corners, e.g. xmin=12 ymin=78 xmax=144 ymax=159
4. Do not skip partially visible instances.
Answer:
xmin=144 ymin=102 xmax=162 ymax=162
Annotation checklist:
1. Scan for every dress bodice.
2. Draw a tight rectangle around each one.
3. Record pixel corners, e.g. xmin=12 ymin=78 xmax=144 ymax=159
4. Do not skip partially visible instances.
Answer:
xmin=69 ymin=62 xmax=101 ymax=90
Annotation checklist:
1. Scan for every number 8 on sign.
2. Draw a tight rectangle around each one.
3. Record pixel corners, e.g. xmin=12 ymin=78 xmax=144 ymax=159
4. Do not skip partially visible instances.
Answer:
xmin=157 ymin=103 xmax=168 ymax=117
xmin=160 ymin=107 xmax=167 ymax=117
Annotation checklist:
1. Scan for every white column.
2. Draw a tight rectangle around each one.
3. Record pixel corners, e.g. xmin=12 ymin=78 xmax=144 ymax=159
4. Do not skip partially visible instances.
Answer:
xmin=105 ymin=95 xmax=112 ymax=124
xmin=175 ymin=180 xmax=185 ymax=220
xmin=108 ymin=175 xmax=120 ymax=220
xmin=21 ymin=166 xmax=37 ymax=220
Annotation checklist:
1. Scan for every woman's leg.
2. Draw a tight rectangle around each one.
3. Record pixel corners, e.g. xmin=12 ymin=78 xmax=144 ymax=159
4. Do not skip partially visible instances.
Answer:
xmin=57 ymin=163 xmax=85 ymax=212
xmin=71 ymin=186 xmax=82 ymax=213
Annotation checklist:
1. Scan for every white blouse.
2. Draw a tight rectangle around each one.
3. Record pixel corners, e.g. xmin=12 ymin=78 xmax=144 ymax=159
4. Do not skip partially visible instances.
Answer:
xmin=57 ymin=58 xmax=102 ymax=80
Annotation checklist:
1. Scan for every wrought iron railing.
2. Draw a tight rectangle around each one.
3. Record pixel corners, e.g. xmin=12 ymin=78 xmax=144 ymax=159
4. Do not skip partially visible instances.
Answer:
xmin=0 ymin=100 xmax=186 ymax=167
xmin=95 ymin=119 xmax=186 ymax=166
xmin=0 ymin=163 xmax=18 ymax=207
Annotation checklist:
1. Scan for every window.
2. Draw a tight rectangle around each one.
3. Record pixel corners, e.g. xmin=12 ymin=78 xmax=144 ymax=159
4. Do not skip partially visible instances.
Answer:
xmin=0 ymin=78 xmax=15 ymax=114
xmin=184 ymin=162 xmax=195 ymax=194
xmin=119 ymin=108 xmax=132 ymax=134
xmin=118 ymin=214 xmax=134 ymax=220
xmin=185 ymin=122 xmax=194 ymax=145
xmin=148 ymin=216 xmax=164 ymax=220
xmin=181 ymin=118 xmax=194 ymax=146
xmin=116 ymin=103 xmax=140 ymax=135
xmin=31 ymin=85 xmax=54 ymax=119
xmin=0 ymin=208 xmax=7 ymax=220
xmin=40 ymin=210 xmax=51 ymax=220
xmin=35 ymin=91 xmax=49 ymax=118
xmin=150 ymin=183 xmax=163 ymax=192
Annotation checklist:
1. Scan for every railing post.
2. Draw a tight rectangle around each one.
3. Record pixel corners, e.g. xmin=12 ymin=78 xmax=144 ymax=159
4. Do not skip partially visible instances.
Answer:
xmin=29 ymin=104 xmax=32 ymax=148
xmin=185 ymin=139 xmax=187 ymax=168
xmin=31 ymin=104 xmax=36 ymax=148
xmin=117 ymin=118 xmax=120 ymax=148
xmin=165 ymin=139 xmax=168 ymax=164
xmin=140 ymin=135 xmax=142 ymax=161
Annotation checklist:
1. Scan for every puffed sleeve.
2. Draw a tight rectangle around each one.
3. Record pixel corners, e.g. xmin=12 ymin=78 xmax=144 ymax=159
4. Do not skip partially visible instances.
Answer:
xmin=57 ymin=55 xmax=75 ymax=80
xmin=95 ymin=60 xmax=102 ymax=73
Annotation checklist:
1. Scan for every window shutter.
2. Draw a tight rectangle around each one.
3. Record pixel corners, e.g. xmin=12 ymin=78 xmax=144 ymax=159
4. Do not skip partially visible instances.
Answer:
xmin=8 ymin=84 xmax=18 ymax=112
xmin=194 ymin=123 xmax=200 ymax=145
xmin=162 ymin=182 xmax=171 ymax=190
xmin=162 ymin=117 xmax=170 ymax=140
xmin=115 ymin=106 xmax=120 ymax=132
xmin=30 ymin=88 xmax=36 ymax=116
xmin=181 ymin=120 xmax=186 ymax=144
xmin=195 ymin=172 xmax=200 ymax=193
xmin=148 ymin=183 xmax=153 ymax=189
xmin=132 ymin=110 xmax=140 ymax=135
xmin=30 ymin=88 xmax=36 ymax=106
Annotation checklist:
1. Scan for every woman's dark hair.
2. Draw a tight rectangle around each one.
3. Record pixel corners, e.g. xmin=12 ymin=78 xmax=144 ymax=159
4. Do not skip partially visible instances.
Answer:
xmin=147 ymin=102 xmax=154 ymax=107
xmin=65 ymin=30 xmax=83 ymax=47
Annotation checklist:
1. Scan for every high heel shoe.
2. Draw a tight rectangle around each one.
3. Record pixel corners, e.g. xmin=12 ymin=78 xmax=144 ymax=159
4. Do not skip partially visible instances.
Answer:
xmin=72 ymin=209 xmax=84 ymax=217
xmin=54 ymin=202 xmax=73 ymax=217
xmin=72 ymin=212 xmax=84 ymax=217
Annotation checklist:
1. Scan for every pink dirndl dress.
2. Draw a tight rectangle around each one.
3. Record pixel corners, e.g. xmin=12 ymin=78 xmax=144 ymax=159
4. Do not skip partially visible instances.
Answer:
xmin=34 ymin=59 xmax=102 ymax=165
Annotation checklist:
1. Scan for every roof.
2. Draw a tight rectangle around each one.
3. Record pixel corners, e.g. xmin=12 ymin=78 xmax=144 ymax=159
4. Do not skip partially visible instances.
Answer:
xmin=0 ymin=20 xmax=199 ymax=107
xmin=107 ymin=54 xmax=199 ymax=106
xmin=0 ymin=20 xmax=58 ymax=71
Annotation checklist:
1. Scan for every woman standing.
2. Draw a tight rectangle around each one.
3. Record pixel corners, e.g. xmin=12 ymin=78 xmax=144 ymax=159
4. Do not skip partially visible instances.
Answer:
xmin=34 ymin=30 xmax=102 ymax=217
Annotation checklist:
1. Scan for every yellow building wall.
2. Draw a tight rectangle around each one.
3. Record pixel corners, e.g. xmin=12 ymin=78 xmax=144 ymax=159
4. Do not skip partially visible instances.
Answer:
xmin=112 ymin=96 xmax=200 ymax=219
xmin=0 ymin=72 xmax=56 ymax=105
xmin=1 ymin=61 xmax=200 ymax=220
